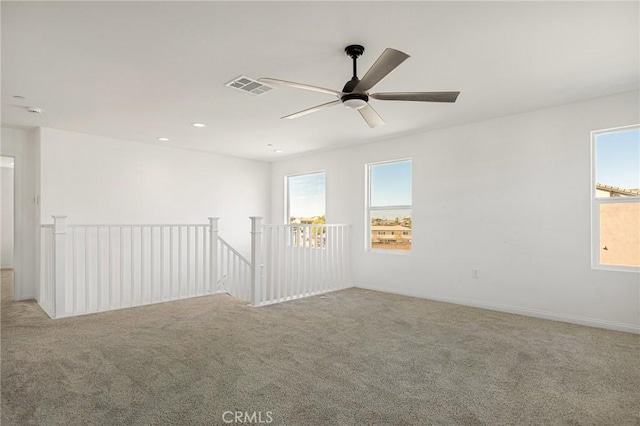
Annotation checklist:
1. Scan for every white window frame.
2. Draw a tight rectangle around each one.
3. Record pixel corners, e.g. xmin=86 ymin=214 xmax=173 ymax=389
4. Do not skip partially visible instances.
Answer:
xmin=284 ymin=170 xmax=326 ymax=225
xmin=365 ymin=158 xmax=412 ymax=253
xmin=591 ymin=124 xmax=639 ymax=273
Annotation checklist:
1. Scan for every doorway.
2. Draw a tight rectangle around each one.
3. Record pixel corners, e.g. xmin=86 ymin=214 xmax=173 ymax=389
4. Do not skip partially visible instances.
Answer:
xmin=1 ymin=155 xmax=15 ymax=300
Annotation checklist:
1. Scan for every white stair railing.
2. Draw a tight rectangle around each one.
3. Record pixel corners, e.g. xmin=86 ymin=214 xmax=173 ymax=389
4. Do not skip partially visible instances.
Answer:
xmin=218 ymin=236 xmax=251 ymax=302
xmin=37 ymin=216 xmax=253 ymax=318
xmin=37 ymin=215 xmax=351 ymax=317
xmin=249 ymin=217 xmax=351 ymax=307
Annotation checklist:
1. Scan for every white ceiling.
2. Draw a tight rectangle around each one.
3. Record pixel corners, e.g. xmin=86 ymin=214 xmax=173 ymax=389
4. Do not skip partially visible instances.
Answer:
xmin=2 ymin=1 xmax=638 ymax=161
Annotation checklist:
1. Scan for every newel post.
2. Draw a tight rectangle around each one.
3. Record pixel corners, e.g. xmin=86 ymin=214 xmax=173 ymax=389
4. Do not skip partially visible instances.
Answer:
xmin=250 ymin=216 xmax=263 ymax=306
xmin=208 ymin=217 xmax=219 ymax=293
xmin=52 ymin=215 xmax=67 ymax=318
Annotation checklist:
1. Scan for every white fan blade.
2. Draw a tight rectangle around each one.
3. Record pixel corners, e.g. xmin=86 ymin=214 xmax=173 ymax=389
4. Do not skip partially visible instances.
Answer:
xmin=258 ymin=78 xmax=342 ymax=97
xmin=358 ymin=104 xmax=385 ymax=128
xmin=282 ymin=100 xmax=342 ymax=120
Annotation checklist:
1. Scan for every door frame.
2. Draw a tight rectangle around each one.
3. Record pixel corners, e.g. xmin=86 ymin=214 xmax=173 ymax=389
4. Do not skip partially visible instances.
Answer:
xmin=1 ymin=152 xmax=23 ymax=300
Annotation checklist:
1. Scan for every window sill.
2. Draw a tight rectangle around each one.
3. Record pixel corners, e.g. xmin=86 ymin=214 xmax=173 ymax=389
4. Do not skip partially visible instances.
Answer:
xmin=366 ymin=248 xmax=411 ymax=256
xmin=592 ymin=264 xmax=640 ymax=273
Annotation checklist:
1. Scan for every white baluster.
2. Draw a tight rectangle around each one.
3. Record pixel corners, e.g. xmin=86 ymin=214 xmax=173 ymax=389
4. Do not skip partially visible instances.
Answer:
xmin=195 ymin=226 xmax=199 ymax=295
xmin=277 ymin=227 xmax=283 ymax=302
xmin=108 ymin=226 xmax=112 ymax=308
xmin=170 ymin=226 xmax=174 ymax=299
xmin=119 ymin=227 xmax=123 ymax=308
xmin=85 ymin=227 xmax=89 ymax=313
xmin=97 ymin=226 xmax=102 ymax=311
xmin=188 ymin=226 xmax=193 ymax=297
xmin=160 ymin=226 xmax=165 ymax=301
xmin=72 ymin=227 xmax=77 ymax=315
xmin=270 ymin=227 xmax=276 ymax=302
xmin=178 ymin=226 xmax=183 ymax=298
xmin=202 ymin=226 xmax=206 ymax=294
xmin=52 ymin=215 xmax=67 ymax=318
xmin=140 ymin=227 xmax=145 ymax=305
xmin=130 ymin=227 xmax=134 ymax=306
xmin=265 ymin=227 xmax=270 ymax=303
xmin=250 ymin=217 xmax=263 ymax=306
xmin=151 ymin=226 xmax=155 ymax=302
xmin=325 ymin=226 xmax=336 ymax=291
xmin=302 ymin=226 xmax=307 ymax=297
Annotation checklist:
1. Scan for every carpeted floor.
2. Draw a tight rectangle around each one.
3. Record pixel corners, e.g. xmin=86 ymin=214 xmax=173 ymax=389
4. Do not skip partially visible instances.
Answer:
xmin=1 ymin=269 xmax=639 ymax=425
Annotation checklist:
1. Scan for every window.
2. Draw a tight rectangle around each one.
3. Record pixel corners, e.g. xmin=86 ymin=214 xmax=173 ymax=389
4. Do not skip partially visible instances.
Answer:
xmin=367 ymin=159 xmax=412 ymax=251
xmin=286 ymin=171 xmax=326 ymax=224
xmin=286 ymin=171 xmax=326 ymax=248
xmin=592 ymin=125 xmax=640 ymax=271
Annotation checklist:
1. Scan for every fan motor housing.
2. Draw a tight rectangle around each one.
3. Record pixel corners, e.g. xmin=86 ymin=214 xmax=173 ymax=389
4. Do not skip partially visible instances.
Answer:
xmin=341 ymin=93 xmax=369 ymax=110
xmin=342 ymin=78 xmax=360 ymax=93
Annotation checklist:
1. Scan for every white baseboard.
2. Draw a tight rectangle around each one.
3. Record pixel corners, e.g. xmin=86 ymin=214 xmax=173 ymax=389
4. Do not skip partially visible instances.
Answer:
xmin=355 ymin=284 xmax=640 ymax=335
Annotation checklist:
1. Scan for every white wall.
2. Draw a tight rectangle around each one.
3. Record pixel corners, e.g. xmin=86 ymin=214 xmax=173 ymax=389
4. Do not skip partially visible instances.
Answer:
xmin=270 ymin=91 xmax=640 ymax=333
xmin=39 ymin=128 xmax=270 ymax=257
xmin=1 ymin=127 xmax=39 ymax=300
xmin=1 ymin=164 xmax=15 ymax=268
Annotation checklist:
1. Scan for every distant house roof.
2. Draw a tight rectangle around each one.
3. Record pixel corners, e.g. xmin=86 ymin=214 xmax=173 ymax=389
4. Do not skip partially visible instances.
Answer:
xmin=291 ymin=217 xmax=321 ymax=224
xmin=371 ymin=225 xmax=411 ymax=231
xmin=596 ymin=183 xmax=640 ymax=197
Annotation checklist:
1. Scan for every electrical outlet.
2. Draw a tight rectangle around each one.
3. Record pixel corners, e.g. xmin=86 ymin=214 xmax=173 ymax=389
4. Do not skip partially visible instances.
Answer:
xmin=472 ymin=268 xmax=479 ymax=279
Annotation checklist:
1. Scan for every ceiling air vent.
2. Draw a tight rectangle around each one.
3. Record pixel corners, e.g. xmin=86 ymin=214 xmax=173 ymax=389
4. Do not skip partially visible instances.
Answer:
xmin=225 ymin=76 xmax=274 ymax=96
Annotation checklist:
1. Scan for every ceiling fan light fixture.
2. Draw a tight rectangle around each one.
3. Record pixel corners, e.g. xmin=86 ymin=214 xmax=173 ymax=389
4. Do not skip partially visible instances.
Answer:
xmin=341 ymin=93 xmax=369 ymax=110
xmin=343 ymin=98 xmax=368 ymax=110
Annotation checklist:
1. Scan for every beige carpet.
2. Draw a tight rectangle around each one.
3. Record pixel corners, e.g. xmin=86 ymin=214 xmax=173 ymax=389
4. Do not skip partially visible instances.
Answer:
xmin=2 ymin=269 xmax=639 ymax=425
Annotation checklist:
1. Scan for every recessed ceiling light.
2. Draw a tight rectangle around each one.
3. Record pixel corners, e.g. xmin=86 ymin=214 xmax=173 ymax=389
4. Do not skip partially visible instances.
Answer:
xmin=13 ymin=95 xmax=25 ymax=100
xmin=157 ymin=137 xmax=170 ymax=142
xmin=191 ymin=122 xmax=206 ymax=128
xmin=273 ymin=149 xmax=284 ymax=153
xmin=266 ymin=143 xmax=273 ymax=146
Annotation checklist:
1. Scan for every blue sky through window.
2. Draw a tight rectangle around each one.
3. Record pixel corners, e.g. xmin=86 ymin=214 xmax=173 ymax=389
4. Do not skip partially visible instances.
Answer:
xmin=596 ymin=127 xmax=640 ymax=189
xmin=370 ymin=160 xmax=412 ymax=206
xmin=287 ymin=172 xmax=326 ymax=219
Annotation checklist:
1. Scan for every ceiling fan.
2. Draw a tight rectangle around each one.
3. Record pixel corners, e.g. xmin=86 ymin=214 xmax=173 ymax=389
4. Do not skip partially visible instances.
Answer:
xmin=259 ymin=44 xmax=460 ymax=128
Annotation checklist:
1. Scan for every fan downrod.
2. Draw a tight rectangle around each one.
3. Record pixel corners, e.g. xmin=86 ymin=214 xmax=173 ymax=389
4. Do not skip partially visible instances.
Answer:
xmin=344 ymin=44 xmax=365 ymax=93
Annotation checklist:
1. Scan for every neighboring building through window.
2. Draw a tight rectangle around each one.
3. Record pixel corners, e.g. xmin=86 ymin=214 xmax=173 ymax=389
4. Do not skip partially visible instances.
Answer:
xmin=367 ymin=159 xmax=412 ymax=251
xmin=592 ymin=125 xmax=640 ymax=271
